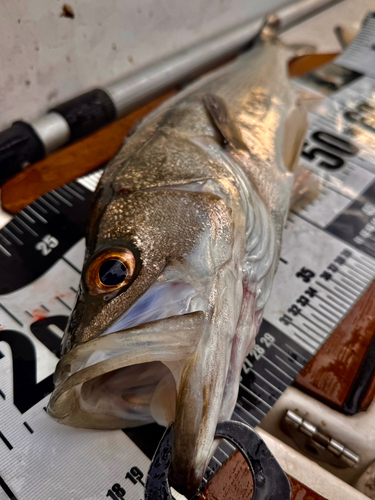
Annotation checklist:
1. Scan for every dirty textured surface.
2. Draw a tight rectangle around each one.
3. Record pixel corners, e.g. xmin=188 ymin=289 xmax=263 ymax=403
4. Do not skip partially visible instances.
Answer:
xmin=0 ymin=0 xmax=286 ymax=130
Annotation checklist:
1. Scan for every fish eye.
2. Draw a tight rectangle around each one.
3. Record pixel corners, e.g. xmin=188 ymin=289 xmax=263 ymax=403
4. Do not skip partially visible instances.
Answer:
xmin=85 ymin=247 xmax=136 ymax=295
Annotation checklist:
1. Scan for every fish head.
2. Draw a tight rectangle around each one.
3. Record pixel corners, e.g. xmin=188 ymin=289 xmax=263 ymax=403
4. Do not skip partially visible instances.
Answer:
xmin=48 ymin=185 xmax=244 ymax=496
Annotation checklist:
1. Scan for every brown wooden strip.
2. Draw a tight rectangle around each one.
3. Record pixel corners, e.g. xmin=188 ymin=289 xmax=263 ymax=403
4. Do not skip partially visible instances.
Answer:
xmin=1 ymin=92 xmax=176 ymax=214
xmin=295 ymin=279 xmax=375 ymax=411
xmin=288 ymin=52 xmax=339 ymax=78
xmin=1 ymin=53 xmax=338 ymax=215
xmin=200 ymin=450 xmax=327 ymax=499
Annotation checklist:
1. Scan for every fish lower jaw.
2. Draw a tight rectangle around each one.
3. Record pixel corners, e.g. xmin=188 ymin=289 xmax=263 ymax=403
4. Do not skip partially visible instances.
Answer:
xmin=48 ymin=360 xmax=177 ymax=429
xmin=48 ymin=312 xmax=205 ymax=429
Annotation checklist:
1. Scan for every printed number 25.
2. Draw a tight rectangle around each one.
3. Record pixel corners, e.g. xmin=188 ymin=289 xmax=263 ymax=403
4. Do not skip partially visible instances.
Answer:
xmin=35 ymin=234 xmax=59 ymax=256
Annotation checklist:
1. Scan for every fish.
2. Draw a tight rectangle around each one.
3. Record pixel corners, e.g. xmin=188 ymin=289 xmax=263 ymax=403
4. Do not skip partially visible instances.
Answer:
xmin=48 ymin=15 xmax=311 ymax=496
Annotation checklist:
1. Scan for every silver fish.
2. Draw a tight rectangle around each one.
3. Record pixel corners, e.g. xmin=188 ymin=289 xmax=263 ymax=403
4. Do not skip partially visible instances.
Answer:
xmin=48 ymin=16 xmax=308 ymax=496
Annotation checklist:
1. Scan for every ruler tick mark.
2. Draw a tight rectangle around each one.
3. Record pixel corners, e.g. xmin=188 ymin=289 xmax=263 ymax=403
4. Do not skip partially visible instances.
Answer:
xmin=0 ymin=475 xmax=18 ymax=500
xmin=70 ymin=286 xmax=78 ymax=293
xmin=222 ymin=440 xmax=236 ymax=453
xmin=300 ymin=312 xmax=329 ymax=335
xmin=59 ymin=186 xmax=73 ymax=199
xmin=290 ymin=320 xmax=321 ymax=345
xmin=316 ymin=282 xmax=351 ymax=306
xmin=0 ymin=432 xmax=13 ymax=450
xmin=20 ymin=211 xmax=35 ymax=224
xmin=63 ymin=185 xmax=85 ymax=201
xmin=234 ymin=404 xmax=260 ymax=426
xmin=307 ymin=302 xmax=336 ymax=324
xmin=0 ymin=389 xmax=5 ymax=399
xmin=264 ymin=367 xmax=289 ymax=387
xmin=26 ymin=206 xmax=48 ymax=223
xmin=71 ymin=182 xmax=86 ymax=195
xmin=344 ymin=263 xmax=373 ymax=280
xmin=62 ymin=256 xmax=81 ymax=274
xmin=210 ymin=455 xmax=222 ymax=467
xmin=337 ymin=268 xmax=370 ymax=287
xmin=262 ymin=357 xmax=293 ymax=382
xmin=16 ymin=218 xmax=38 ymax=237
xmin=8 ymin=223 xmax=23 ymax=235
xmin=33 ymin=201 xmax=48 ymax=214
xmin=23 ymin=422 xmax=34 ymax=434
xmin=252 ymin=380 xmax=277 ymax=401
xmin=331 ymin=279 xmax=358 ymax=298
xmin=284 ymin=343 xmax=309 ymax=363
xmin=250 ymin=368 xmax=283 ymax=394
xmin=56 ymin=297 xmax=72 ymax=311
xmin=271 ymin=343 xmax=304 ymax=369
xmin=239 ymin=383 xmax=272 ymax=409
xmin=280 ymin=257 xmax=288 ymax=264
xmin=310 ymin=312 xmax=334 ymax=330
xmin=0 ymin=234 xmax=11 ymax=246
xmin=349 ymin=254 xmax=375 ymax=271
xmin=0 ymin=304 xmax=23 ymax=327
xmin=292 ymin=328 xmax=319 ymax=351
xmin=41 ymin=304 xmax=50 ymax=312
xmin=317 ymin=302 xmax=341 ymax=320
xmin=216 ymin=447 xmax=230 ymax=460
xmin=3 ymin=227 xmax=23 ymax=246
xmin=0 ymin=245 xmax=11 ymax=257
xmin=40 ymin=196 xmax=60 ymax=213
xmin=274 ymin=355 xmax=299 ymax=376
xmin=240 ymin=395 xmax=267 ymax=416
xmin=301 ymin=322 xmax=326 ymax=341
xmin=51 ymin=191 xmax=73 ymax=207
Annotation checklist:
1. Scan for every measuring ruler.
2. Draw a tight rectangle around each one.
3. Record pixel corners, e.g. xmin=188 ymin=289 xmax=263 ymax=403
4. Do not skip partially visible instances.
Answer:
xmin=2 ymin=69 xmax=375 ymax=500
xmin=335 ymin=12 xmax=375 ymax=79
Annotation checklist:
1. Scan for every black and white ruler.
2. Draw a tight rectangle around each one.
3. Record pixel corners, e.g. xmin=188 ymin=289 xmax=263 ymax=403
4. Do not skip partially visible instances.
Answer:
xmin=3 ymin=55 xmax=375 ymax=500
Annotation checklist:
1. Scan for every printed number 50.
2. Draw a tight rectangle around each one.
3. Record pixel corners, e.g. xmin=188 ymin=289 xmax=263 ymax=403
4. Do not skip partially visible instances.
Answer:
xmin=35 ymin=234 xmax=59 ymax=256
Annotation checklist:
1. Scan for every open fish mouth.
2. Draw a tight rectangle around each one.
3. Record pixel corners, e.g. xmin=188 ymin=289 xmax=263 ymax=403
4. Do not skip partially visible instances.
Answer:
xmin=47 ymin=311 xmax=205 ymax=429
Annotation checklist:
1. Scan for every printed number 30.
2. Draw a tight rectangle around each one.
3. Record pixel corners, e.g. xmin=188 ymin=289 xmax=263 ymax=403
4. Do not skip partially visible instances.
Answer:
xmin=35 ymin=234 xmax=59 ymax=256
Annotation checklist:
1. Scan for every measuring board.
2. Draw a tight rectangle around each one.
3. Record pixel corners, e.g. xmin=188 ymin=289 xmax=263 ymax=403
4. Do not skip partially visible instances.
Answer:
xmin=3 ymin=40 xmax=375 ymax=500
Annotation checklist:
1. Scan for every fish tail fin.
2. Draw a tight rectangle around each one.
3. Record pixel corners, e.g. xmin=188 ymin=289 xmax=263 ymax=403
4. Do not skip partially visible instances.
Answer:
xmin=258 ymin=12 xmax=315 ymax=56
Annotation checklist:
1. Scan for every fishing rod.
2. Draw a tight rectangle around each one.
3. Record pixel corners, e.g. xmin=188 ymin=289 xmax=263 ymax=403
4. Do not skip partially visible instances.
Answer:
xmin=0 ymin=0 xmax=342 ymax=186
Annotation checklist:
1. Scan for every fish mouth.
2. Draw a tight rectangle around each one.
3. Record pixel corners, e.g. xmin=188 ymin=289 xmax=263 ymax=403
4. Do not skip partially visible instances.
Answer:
xmin=47 ymin=311 xmax=205 ymax=429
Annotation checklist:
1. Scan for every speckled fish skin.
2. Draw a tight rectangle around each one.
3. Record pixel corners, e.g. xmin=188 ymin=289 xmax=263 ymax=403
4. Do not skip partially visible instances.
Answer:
xmin=48 ymin=19 xmax=308 ymax=497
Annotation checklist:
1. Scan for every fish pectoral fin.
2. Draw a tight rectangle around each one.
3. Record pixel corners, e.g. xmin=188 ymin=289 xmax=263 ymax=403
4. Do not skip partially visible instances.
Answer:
xmin=289 ymin=163 xmax=322 ymax=214
xmin=203 ymin=93 xmax=248 ymax=152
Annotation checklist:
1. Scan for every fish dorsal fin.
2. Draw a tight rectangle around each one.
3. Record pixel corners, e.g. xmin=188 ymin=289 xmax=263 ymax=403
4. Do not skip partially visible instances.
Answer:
xmin=203 ymin=93 xmax=248 ymax=152
xmin=258 ymin=13 xmax=281 ymax=42
xmin=258 ymin=12 xmax=315 ymax=57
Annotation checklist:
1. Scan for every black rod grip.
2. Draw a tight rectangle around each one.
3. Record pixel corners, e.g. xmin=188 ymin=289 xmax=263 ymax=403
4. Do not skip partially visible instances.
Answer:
xmin=51 ymin=89 xmax=116 ymax=142
xmin=0 ymin=121 xmax=45 ymax=186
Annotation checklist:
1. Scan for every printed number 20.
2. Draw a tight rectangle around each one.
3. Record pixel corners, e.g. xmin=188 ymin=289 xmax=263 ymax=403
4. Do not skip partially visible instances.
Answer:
xmin=35 ymin=234 xmax=59 ymax=256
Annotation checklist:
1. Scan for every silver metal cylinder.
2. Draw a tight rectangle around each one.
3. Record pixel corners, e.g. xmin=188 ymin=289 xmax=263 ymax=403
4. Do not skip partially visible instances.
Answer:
xmin=106 ymin=0 xmax=343 ymax=118
xmin=31 ymin=112 xmax=71 ymax=155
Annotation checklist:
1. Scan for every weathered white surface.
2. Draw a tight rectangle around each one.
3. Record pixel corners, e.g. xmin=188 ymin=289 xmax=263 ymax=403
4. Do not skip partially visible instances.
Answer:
xmin=282 ymin=0 xmax=375 ymax=51
xmin=0 ymin=0 xmax=288 ymax=130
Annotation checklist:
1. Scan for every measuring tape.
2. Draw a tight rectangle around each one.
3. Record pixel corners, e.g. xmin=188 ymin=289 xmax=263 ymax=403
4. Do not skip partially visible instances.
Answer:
xmin=3 ymin=52 xmax=375 ymax=500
